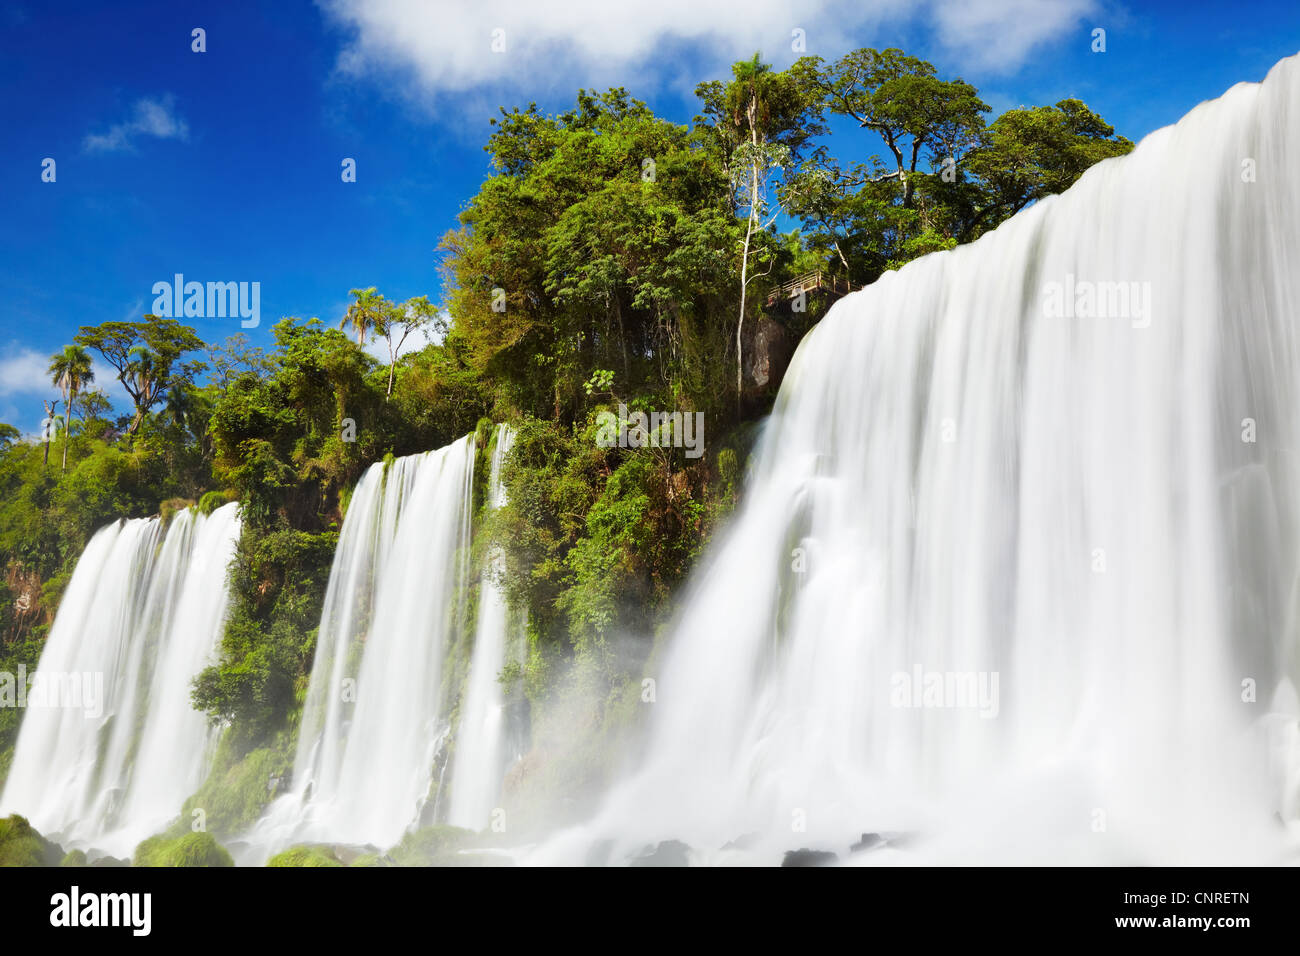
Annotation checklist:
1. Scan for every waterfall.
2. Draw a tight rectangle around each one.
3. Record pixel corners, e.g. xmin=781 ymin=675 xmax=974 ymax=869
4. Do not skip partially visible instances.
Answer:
xmin=275 ymin=435 xmax=476 ymax=848
xmin=448 ymin=424 xmax=519 ymax=830
xmin=0 ymin=502 xmax=241 ymax=856
xmin=534 ymin=53 xmax=1300 ymax=865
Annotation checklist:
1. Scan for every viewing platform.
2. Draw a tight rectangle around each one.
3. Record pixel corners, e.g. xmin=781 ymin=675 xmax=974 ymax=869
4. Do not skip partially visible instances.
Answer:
xmin=765 ymin=270 xmax=851 ymax=307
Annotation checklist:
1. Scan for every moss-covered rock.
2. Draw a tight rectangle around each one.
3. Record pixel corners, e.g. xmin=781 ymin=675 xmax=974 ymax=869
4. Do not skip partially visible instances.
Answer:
xmin=385 ymin=825 xmax=509 ymax=866
xmin=266 ymin=845 xmax=344 ymax=867
xmin=60 ymin=849 xmax=88 ymax=867
xmin=158 ymin=497 xmax=197 ymax=526
xmin=0 ymin=814 xmax=63 ymax=866
xmin=132 ymin=832 xmax=234 ymax=867
xmin=387 ymin=824 xmax=474 ymax=865
xmin=198 ymin=489 xmax=236 ymax=515
xmin=181 ymin=731 xmax=294 ymax=837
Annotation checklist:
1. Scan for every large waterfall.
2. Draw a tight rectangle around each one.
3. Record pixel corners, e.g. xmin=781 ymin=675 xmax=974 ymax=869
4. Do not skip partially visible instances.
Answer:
xmin=448 ymin=424 xmax=519 ymax=830
xmin=534 ymin=54 xmax=1300 ymax=865
xmin=0 ymin=503 xmax=241 ymax=857
xmin=268 ymin=435 xmax=477 ymax=849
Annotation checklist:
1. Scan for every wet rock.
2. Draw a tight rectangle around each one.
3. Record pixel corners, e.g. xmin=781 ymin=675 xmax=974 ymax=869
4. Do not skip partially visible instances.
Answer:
xmin=330 ymin=843 xmax=381 ymax=865
xmin=629 ymin=840 xmax=690 ymax=867
xmin=850 ymin=832 xmax=883 ymax=854
xmin=722 ymin=832 xmax=761 ymax=851
xmin=781 ymin=848 xmax=838 ymax=867
xmin=882 ymin=831 xmax=917 ymax=849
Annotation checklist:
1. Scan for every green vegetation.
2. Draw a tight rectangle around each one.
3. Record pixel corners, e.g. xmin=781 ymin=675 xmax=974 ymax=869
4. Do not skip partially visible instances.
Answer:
xmin=260 ymin=827 xmax=511 ymax=867
xmin=131 ymin=831 xmax=235 ymax=867
xmin=180 ymin=730 xmax=296 ymax=836
xmin=0 ymin=814 xmax=62 ymax=866
xmin=266 ymin=846 xmax=345 ymax=867
xmin=0 ymin=48 xmax=1130 ymax=827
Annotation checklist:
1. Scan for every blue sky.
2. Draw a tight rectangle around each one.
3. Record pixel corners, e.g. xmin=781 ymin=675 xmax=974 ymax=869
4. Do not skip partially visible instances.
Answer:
xmin=1 ymin=0 xmax=1298 ymax=431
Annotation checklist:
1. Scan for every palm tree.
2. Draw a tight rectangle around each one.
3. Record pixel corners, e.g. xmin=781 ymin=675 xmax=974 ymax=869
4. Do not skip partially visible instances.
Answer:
xmin=48 ymin=345 xmax=94 ymax=471
xmin=341 ymin=287 xmax=385 ymax=346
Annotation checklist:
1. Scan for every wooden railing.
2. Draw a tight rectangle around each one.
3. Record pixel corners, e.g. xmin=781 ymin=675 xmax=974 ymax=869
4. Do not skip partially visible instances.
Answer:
xmin=765 ymin=271 xmax=850 ymax=306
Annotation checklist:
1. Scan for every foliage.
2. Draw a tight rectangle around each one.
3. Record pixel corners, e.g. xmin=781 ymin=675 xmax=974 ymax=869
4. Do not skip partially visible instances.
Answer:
xmin=0 ymin=44 xmax=1131 ymax=839
xmin=179 ymin=730 xmax=296 ymax=836
xmin=0 ymin=814 xmax=62 ymax=866
xmin=132 ymin=831 xmax=235 ymax=867
xmin=384 ymin=825 xmax=508 ymax=866
xmin=266 ymin=846 xmax=345 ymax=867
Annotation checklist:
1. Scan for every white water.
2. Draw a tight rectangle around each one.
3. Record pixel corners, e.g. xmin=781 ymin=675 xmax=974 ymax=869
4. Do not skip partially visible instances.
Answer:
xmin=264 ymin=436 xmax=476 ymax=849
xmin=448 ymin=424 xmax=519 ymax=829
xmin=0 ymin=503 xmax=241 ymax=857
xmin=534 ymin=54 xmax=1300 ymax=865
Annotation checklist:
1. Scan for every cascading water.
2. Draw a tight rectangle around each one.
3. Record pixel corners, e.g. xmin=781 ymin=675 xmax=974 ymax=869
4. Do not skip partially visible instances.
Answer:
xmin=0 ymin=502 xmax=241 ymax=857
xmin=534 ymin=54 xmax=1300 ymax=865
xmin=448 ymin=424 xmax=519 ymax=830
xmin=264 ymin=435 xmax=476 ymax=849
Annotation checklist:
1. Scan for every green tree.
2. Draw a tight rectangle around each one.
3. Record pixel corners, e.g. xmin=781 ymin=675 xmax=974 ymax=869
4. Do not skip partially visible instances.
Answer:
xmin=74 ymin=318 xmax=204 ymax=436
xmin=957 ymin=98 xmax=1134 ymax=239
xmin=698 ymin=54 xmax=823 ymax=407
xmin=340 ymin=287 xmax=385 ymax=346
xmin=48 ymin=345 xmax=94 ymax=471
xmin=377 ymin=296 xmax=438 ymax=400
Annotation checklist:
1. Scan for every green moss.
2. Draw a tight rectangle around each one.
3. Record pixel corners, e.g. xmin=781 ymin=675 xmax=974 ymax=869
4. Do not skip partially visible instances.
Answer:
xmin=60 ymin=849 xmax=88 ymax=867
xmin=158 ymin=497 xmax=196 ymax=526
xmin=181 ymin=730 xmax=294 ymax=836
xmin=198 ymin=489 xmax=235 ymax=515
xmin=0 ymin=814 xmax=63 ymax=866
xmin=132 ymin=831 xmax=234 ymax=867
xmin=386 ymin=825 xmax=478 ymax=866
xmin=266 ymin=846 xmax=344 ymax=867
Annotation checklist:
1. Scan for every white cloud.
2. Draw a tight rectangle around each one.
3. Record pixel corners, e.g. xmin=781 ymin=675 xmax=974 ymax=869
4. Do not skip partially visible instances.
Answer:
xmin=84 ymin=95 xmax=189 ymax=152
xmin=928 ymin=0 xmax=1098 ymax=73
xmin=0 ymin=347 xmax=52 ymax=397
xmin=0 ymin=345 xmax=130 ymax=412
xmin=317 ymin=0 xmax=1098 ymax=105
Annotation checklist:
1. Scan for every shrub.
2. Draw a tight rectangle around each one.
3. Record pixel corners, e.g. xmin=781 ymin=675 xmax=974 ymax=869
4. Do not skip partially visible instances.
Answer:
xmin=266 ymin=846 xmax=343 ymax=867
xmin=132 ymin=832 xmax=234 ymax=867
xmin=0 ymin=814 xmax=62 ymax=866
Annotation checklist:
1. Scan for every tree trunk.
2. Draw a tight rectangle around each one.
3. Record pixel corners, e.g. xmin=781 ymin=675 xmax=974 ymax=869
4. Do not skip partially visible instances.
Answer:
xmin=61 ymin=406 xmax=70 ymax=471
xmin=614 ymin=295 xmax=630 ymax=386
xmin=736 ymin=212 xmax=754 ymax=413
xmin=736 ymin=100 xmax=761 ymax=416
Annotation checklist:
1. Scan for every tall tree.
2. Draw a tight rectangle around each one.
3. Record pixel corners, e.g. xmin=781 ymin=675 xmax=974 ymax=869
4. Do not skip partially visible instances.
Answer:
xmin=698 ymin=54 xmax=822 ymax=408
xmin=341 ymin=287 xmax=386 ymax=346
xmin=956 ymin=98 xmax=1134 ymax=239
xmin=40 ymin=399 xmax=59 ymax=467
xmin=48 ymin=344 xmax=94 ymax=471
xmin=74 ymin=317 xmax=204 ymax=436
xmin=378 ymin=296 xmax=438 ymax=399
